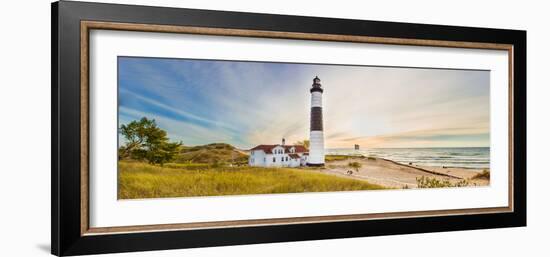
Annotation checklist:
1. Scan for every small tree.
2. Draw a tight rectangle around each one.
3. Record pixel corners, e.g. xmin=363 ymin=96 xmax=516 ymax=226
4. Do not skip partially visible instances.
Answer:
xmin=295 ymin=140 xmax=310 ymax=149
xmin=348 ymin=162 xmax=362 ymax=173
xmin=119 ymin=117 xmax=155 ymax=160
xmin=146 ymin=141 xmax=181 ymax=166
xmin=119 ymin=117 xmax=181 ymax=166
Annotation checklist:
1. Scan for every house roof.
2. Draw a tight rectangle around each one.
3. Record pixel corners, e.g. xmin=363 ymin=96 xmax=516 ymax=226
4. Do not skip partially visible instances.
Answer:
xmin=250 ymin=145 xmax=278 ymax=152
xmin=250 ymin=144 xmax=308 ymax=153
xmin=286 ymin=145 xmax=308 ymax=153
xmin=288 ymin=153 xmax=300 ymax=159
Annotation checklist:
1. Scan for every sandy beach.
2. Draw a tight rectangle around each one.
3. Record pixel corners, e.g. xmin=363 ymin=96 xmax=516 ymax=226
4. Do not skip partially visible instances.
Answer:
xmin=318 ymin=157 xmax=489 ymax=189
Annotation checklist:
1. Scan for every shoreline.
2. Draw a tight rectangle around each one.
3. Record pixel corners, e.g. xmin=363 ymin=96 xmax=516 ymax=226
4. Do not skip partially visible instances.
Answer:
xmin=379 ymin=157 xmax=463 ymax=179
xmin=319 ymin=155 xmax=489 ymax=189
xmin=325 ymin=148 xmax=489 ymax=169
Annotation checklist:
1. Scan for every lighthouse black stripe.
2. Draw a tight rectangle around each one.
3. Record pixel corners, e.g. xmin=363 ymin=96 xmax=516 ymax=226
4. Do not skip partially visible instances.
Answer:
xmin=310 ymin=87 xmax=323 ymax=93
xmin=310 ymin=107 xmax=323 ymax=131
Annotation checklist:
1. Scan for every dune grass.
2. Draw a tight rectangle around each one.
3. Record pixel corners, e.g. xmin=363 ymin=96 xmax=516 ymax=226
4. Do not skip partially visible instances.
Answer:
xmin=174 ymin=143 xmax=248 ymax=165
xmin=118 ymin=161 xmax=385 ymax=199
xmin=325 ymin=154 xmax=363 ymax=162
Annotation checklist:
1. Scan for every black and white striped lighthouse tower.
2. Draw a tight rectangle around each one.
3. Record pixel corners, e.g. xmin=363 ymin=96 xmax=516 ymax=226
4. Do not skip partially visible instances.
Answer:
xmin=308 ymin=76 xmax=325 ymax=166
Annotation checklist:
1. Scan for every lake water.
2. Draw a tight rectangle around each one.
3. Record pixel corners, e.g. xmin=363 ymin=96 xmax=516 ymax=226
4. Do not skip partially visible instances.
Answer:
xmin=325 ymin=147 xmax=490 ymax=169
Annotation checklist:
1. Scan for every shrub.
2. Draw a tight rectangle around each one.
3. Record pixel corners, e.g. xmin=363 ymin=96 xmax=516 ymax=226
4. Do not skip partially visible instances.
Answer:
xmin=472 ymin=169 xmax=490 ymax=180
xmin=325 ymin=155 xmax=350 ymax=161
xmin=348 ymin=161 xmax=362 ymax=172
xmin=416 ymin=176 xmax=470 ymax=188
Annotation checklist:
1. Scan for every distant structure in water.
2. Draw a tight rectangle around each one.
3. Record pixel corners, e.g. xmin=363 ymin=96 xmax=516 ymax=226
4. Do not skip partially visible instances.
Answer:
xmin=308 ymin=76 xmax=325 ymax=166
xmin=354 ymin=144 xmax=360 ymax=150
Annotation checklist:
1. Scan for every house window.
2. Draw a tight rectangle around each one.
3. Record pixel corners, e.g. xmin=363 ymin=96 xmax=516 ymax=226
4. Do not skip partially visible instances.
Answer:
xmin=286 ymin=157 xmax=289 ymax=161
xmin=273 ymin=157 xmax=276 ymax=162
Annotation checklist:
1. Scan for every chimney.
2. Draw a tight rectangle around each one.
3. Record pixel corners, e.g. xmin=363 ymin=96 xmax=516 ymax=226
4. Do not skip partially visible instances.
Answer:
xmin=282 ymin=138 xmax=286 ymax=146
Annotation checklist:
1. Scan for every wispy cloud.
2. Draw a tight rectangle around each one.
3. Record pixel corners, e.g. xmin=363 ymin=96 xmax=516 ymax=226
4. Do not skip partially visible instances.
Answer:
xmin=119 ymin=107 xmax=235 ymax=146
xmin=119 ymin=88 xmax=239 ymax=132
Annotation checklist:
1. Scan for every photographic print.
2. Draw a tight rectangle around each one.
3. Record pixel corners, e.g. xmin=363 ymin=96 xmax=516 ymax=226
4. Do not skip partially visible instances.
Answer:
xmin=117 ymin=57 xmax=490 ymax=199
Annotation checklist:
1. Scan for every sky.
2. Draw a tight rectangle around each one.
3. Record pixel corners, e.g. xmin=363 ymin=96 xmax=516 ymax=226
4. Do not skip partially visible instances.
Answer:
xmin=118 ymin=56 xmax=490 ymax=149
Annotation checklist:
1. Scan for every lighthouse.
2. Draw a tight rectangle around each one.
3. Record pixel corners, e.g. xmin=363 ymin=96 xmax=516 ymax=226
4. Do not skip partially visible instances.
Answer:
xmin=308 ymin=76 xmax=325 ymax=166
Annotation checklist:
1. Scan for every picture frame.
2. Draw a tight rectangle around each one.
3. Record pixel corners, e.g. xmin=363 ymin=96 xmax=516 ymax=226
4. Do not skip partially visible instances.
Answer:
xmin=51 ymin=1 xmax=526 ymax=256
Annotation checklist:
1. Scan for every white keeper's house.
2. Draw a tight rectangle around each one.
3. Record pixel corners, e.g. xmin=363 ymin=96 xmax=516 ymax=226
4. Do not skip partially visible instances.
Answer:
xmin=248 ymin=138 xmax=309 ymax=167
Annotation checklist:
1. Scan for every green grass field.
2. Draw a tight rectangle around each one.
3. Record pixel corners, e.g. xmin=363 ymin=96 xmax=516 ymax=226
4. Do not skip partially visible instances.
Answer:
xmin=118 ymin=161 xmax=385 ymax=199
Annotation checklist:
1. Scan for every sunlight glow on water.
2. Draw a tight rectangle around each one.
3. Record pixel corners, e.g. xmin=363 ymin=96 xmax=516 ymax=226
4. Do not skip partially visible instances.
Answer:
xmin=326 ymin=147 xmax=490 ymax=169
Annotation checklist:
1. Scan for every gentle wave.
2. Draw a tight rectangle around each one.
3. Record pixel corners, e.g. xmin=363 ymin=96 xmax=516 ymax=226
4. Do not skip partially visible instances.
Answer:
xmin=326 ymin=147 xmax=490 ymax=169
